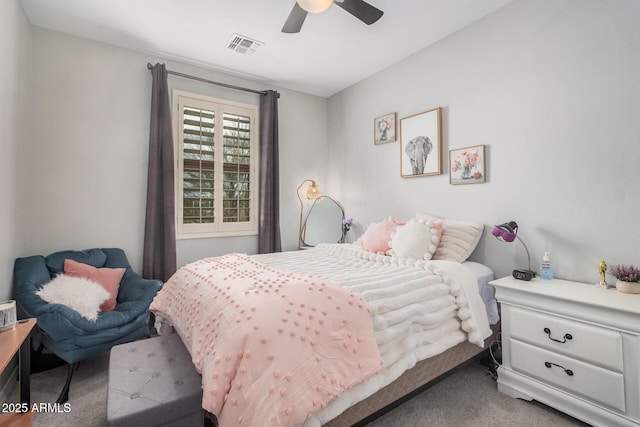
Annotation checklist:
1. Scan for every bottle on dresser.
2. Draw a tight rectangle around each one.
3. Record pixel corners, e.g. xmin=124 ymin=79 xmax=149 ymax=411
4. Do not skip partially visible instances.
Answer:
xmin=540 ymin=251 xmax=554 ymax=280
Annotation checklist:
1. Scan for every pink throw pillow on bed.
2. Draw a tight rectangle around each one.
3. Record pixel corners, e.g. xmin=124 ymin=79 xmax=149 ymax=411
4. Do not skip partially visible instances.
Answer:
xmin=64 ymin=259 xmax=125 ymax=312
xmin=361 ymin=217 xmax=406 ymax=255
xmin=430 ymin=219 xmax=444 ymax=242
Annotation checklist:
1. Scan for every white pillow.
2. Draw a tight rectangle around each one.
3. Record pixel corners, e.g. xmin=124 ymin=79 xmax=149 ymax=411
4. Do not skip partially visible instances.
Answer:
xmin=415 ymin=213 xmax=484 ymax=262
xmin=36 ymin=274 xmax=110 ymax=321
xmin=388 ymin=218 xmax=440 ymax=260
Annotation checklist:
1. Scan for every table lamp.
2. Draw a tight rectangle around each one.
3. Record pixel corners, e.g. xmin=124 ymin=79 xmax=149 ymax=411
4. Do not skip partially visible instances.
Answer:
xmin=492 ymin=220 xmax=536 ymax=281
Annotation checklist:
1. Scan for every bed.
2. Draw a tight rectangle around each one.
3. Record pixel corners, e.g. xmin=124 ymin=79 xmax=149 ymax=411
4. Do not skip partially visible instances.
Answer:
xmin=151 ymin=228 xmax=499 ymax=427
xmin=321 ymin=258 xmax=500 ymax=427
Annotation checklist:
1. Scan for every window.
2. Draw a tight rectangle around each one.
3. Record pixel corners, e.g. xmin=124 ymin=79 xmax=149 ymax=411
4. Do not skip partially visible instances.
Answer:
xmin=173 ymin=90 xmax=258 ymax=238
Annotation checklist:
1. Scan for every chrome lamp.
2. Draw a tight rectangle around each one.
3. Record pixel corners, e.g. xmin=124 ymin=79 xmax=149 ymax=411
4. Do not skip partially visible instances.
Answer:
xmin=492 ymin=220 xmax=536 ymax=281
xmin=297 ymin=179 xmax=322 ymax=249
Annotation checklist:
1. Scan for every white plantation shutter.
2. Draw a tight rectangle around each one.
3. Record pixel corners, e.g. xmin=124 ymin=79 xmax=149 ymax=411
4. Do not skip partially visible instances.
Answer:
xmin=175 ymin=91 xmax=258 ymax=238
xmin=182 ymin=106 xmax=215 ymax=224
xmin=222 ymin=113 xmax=252 ymax=223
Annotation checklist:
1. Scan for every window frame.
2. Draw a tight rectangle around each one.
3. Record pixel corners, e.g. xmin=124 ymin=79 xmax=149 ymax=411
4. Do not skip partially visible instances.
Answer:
xmin=173 ymin=89 xmax=259 ymax=239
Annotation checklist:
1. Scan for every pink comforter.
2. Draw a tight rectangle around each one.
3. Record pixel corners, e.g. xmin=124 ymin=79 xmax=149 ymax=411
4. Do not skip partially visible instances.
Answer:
xmin=150 ymin=253 xmax=382 ymax=426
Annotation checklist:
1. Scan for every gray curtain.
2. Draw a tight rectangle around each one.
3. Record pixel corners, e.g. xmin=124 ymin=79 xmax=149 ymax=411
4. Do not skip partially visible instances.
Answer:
xmin=143 ymin=63 xmax=177 ymax=281
xmin=258 ymin=90 xmax=282 ymax=254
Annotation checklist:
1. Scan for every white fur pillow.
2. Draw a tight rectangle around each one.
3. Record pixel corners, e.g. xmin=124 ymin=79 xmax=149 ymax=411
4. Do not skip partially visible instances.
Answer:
xmin=388 ymin=218 xmax=440 ymax=260
xmin=415 ymin=213 xmax=484 ymax=262
xmin=36 ymin=274 xmax=110 ymax=321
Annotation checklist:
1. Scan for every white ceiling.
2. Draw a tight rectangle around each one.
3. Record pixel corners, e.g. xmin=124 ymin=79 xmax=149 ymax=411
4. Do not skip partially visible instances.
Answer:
xmin=20 ymin=0 xmax=514 ymax=98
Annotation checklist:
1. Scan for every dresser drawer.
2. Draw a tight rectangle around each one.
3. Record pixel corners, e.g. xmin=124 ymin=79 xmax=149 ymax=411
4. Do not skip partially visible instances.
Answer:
xmin=506 ymin=305 xmax=623 ymax=371
xmin=510 ymin=339 xmax=625 ymax=411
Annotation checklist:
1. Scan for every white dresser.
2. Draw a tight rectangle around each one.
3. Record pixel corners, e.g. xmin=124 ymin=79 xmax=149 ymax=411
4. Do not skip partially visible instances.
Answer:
xmin=490 ymin=276 xmax=640 ymax=426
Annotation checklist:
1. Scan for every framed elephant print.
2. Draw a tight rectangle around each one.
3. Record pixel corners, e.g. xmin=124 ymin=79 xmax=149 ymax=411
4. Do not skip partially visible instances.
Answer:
xmin=400 ymin=107 xmax=442 ymax=177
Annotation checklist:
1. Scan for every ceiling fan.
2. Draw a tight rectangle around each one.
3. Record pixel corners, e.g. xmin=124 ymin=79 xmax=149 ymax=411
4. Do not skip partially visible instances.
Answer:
xmin=282 ymin=0 xmax=384 ymax=33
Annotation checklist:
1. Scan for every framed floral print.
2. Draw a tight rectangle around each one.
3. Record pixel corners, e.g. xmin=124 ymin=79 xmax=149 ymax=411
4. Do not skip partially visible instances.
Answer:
xmin=449 ymin=144 xmax=486 ymax=185
xmin=374 ymin=112 xmax=397 ymax=145
xmin=400 ymin=107 xmax=442 ymax=177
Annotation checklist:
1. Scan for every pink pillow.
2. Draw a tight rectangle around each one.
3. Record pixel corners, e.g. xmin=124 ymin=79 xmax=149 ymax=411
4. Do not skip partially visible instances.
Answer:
xmin=64 ymin=259 xmax=125 ymax=312
xmin=360 ymin=217 xmax=406 ymax=255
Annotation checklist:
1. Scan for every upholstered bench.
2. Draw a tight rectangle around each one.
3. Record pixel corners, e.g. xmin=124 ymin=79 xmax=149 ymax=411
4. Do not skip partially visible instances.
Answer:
xmin=107 ymin=334 xmax=204 ymax=426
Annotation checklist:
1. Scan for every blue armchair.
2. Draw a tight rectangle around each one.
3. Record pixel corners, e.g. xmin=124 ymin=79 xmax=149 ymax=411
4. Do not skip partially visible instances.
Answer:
xmin=14 ymin=248 xmax=162 ymax=402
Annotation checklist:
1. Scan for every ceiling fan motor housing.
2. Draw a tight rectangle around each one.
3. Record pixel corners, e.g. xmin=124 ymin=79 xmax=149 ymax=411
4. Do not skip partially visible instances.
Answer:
xmin=284 ymin=0 xmax=383 ymax=33
xmin=296 ymin=0 xmax=333 ymax=14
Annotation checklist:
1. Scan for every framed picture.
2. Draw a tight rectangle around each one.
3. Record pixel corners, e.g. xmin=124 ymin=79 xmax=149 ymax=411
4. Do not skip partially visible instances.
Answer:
xmin=374 ymin=112 xmax=397 ymax=145
xmin=449 ymin=144 xmax=486 ymax=185
xmin=400 ymin=107 xmax=442 ymax=177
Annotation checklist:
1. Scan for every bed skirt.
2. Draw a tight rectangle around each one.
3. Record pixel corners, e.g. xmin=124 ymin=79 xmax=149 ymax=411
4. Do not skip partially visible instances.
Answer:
xmin=323 ymin=323 xmax=501 ymax=427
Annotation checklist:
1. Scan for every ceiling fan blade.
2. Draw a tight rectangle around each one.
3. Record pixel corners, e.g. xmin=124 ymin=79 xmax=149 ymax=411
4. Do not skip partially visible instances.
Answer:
xmin=334 ymin=0 xmax=383 ymax=25
xmin=282 ymin=3 xmax=308 ymax=33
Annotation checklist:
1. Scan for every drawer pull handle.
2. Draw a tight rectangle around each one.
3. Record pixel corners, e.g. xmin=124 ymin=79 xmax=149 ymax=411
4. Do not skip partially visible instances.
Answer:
xmin=544 ymin=361 xmax=574 ymax=376
xmin=543 ymin=327 xmax=572 ymax=343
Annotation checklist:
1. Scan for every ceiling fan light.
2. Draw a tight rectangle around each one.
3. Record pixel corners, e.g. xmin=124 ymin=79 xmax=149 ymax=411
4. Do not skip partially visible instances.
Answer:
xmin=296 ymin=0 xmax=333 ymax=14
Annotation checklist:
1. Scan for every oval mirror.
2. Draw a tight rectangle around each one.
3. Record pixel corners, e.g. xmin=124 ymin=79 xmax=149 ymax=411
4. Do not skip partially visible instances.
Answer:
xmin=301 ymin=196 xmax=345 ymax=247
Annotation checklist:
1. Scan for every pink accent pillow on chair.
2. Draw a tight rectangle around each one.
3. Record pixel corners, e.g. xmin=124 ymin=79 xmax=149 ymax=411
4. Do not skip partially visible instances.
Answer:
xmin=64 ymin=259 xmax=126 ymax=312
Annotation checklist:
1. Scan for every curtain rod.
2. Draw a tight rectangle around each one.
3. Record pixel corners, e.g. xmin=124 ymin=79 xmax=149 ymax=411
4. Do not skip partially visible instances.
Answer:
xmin=147 ymin=63 xmax=278 ymax=97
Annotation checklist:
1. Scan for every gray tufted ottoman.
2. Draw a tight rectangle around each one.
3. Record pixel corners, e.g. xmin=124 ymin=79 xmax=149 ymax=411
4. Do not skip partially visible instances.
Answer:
xmin=107 ymin=334 xmax=204 ymax=426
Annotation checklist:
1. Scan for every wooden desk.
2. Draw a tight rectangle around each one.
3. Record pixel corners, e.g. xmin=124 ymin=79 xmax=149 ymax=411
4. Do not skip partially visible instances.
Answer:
xmin=0 ymin=318 xmax=36 ymax=427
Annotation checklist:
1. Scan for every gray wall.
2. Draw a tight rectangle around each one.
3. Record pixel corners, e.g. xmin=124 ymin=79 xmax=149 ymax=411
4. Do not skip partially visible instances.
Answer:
xmin=2 ymin=3 xmax=328 ymax=299
xmin=14 ymin=26 xmax=327 ymax=279
xmin=0 ymin=0 xmax=32 ymax=403
xmin=326 ymin=0 xmax=640 ymax=284
xmin=4 ymin=0 xmax=638 ymax=299
xmin=0 ymin=0 xmax=32 ymax=301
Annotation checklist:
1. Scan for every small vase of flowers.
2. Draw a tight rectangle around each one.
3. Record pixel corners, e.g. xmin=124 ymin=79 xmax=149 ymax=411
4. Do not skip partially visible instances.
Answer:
xmin=609 ymin=264 xmax=640 ymax=294
xmin=341 ymin=218 xmax=353 ymax=243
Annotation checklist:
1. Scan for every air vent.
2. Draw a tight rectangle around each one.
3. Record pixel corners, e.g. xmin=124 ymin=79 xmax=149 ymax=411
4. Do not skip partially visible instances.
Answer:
xmin=226 ymin=34 xmax=264 ymax=55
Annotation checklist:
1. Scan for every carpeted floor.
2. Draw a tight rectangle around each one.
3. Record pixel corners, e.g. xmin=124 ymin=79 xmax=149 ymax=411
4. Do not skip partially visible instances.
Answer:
xmin=7 ymin=353 xmax=590 ymax=426
xmin=364 ymin=362 xmax=589 ymax=427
